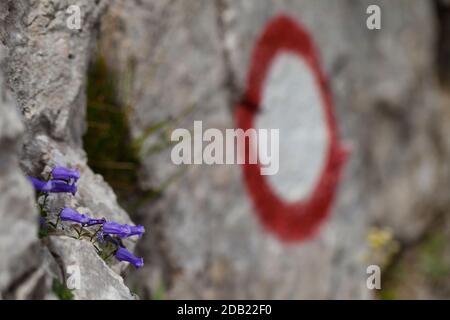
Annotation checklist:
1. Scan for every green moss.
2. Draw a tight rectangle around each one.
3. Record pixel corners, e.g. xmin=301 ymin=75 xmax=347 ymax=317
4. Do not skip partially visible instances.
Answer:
xmin=378 ymin=289 xmax=398 ymax=300
xmin=419 ymin=232 xmax=450 ymax=279
xmin=377 ymin=228 xmax=450 ymax=299
xmin=84 ymin=55 xmax=140 ymax=204
xmin=151 ymin=283 xmax=167 ymax=300
xmin=38 ymin=227 xmax=49 ymax=239
xmin=52 ymin=279 xmax=74 ymax=300
xmin=377 ymin=262 xmax=404 ymax=300
xmin=84 ymin=55 xmax=190 ymax=209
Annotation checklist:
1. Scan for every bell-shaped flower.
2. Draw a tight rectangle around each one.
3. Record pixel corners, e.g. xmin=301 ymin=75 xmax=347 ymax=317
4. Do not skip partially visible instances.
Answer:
xmin=102 ymin=221 xmax=145 ymax=238
xmin=28 ymin=177 xmax=77 ymax=195
xmin=60 ymin=208 xmax=90 ymax=225
xmin=51 ymin=166 xmax=80 ymax=182
xmin=115 ymin=247 xmax=144 ymax=268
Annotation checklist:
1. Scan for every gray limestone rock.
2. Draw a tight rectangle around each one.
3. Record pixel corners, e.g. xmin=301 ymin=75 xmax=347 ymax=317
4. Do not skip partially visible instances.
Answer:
xmin=1 ymin=0 xmax=450 ymax=300
xmin=1 ymin=0 xmax=139 ymax=299
xmin=0 ymin=45 xmax=38 ymax=296
xmin=46 ymin=236 xmax=135 ymax=300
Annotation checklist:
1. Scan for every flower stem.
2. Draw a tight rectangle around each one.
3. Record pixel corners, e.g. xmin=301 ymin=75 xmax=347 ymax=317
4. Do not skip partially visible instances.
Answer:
xmin=38 ymin=193 xmax=49 ymax=217
xmin=54 ymin=211 xmax=61 ymax=230
xmin=77 ymin=225 xmax=84 ymax=239
xmin=104 ymin=250 xmax=115 ymax=261
xmin=93 ymin=245 xmax=101 ymax=254
xmin=90 ymin=226 xmax=102 ymax=242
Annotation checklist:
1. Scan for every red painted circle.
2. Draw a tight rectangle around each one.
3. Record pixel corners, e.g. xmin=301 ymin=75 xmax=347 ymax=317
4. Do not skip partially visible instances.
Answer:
xmin=236 ymin=15 xmax=350 ymax=242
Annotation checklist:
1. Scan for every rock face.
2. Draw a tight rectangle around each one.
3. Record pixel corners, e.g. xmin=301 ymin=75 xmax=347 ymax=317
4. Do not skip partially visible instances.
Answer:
xmin=47 ymin=236 xmax=135 ymax=300
xmin=0 ymin=45 xmax=38 ymax=296
xmin=99 ymin=0 xmax=450 ymax=299
xmin=1 ymin=0 xmax=138 ymax=299
xmin=1 ymin=0 xmax=450 ymax=300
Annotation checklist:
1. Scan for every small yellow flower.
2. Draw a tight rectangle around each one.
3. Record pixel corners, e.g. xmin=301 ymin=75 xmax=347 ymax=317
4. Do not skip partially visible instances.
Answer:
xmin=367 ymin=227 xmax=393 ymax=250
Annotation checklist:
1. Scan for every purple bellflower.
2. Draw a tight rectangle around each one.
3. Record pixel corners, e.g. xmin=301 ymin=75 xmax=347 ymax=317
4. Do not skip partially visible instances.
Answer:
xmin=97 ymin=231 xmax=105 ymax=244
xmin=60 ymin=208 xmax=90 ymax=224
xmin=28 ymin=177 xmax=77 ymax=195
xmin=128 ymin=225 xmax=145 ymax=237
xmin=29 ymin=177 xmax=50 ymax=192
xmin=115 ymin=247 xmax=144 ymax=268
xmin=97 ymin=232 xmax=124 ymax=248
xmin=60 ymin=208 xmax=106 ymax=226
xmin=48 ymin=180 xmax=77 ymax=195
xmin=87 ymin=218 xmax=106 ymax=226
xmin=51 ymin=166 xmax=80 ymax=182
xmin=102 ymin=221 xmax=145 ymax=238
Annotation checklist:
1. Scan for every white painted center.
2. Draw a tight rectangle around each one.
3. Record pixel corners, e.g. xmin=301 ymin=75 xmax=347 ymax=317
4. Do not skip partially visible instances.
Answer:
xmin=255 ymin=52 xmax=328 ymax=202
